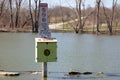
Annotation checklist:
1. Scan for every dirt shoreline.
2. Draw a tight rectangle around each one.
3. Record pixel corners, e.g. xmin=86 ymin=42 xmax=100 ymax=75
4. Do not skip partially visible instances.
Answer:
xmin=1 ymin=28 xmax=120 ymax=35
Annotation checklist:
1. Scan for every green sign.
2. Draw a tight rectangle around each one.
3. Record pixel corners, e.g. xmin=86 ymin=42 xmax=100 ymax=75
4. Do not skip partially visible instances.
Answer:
xmin=35 ymin=38 xmax=57 ymax=62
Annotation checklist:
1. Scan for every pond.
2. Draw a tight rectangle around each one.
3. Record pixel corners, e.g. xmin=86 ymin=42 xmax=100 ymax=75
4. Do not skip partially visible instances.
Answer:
xmin=0 ymin=32 xmax=120 ymax=80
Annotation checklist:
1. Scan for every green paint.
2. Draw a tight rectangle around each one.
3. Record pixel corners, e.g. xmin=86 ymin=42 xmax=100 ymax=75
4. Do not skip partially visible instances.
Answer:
xmin=35 ymin=38 xmax=57 ymax=62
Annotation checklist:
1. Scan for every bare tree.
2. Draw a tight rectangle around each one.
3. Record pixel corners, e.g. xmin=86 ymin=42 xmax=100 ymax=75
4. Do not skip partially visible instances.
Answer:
xmin=34 ymin=0 xmax=39 ymax=33
xmin=96 ymin=0 xmax=101 ymax=33
xmin=9 ymin=0 xmax=14 ymax=29
xmin=29 ymin=0 xmax=40 ymax=33
xmin=75 ymin=0 xmax=82 ymax=33
xmin=29 ymin=0 xmax=34 ymax=32
xmin=15 ymin=0 xmax=23 ymax=28
xmin=74 ymin=0 xmax=95 ymax=33
xmin=114 ymin=4 xmax=120 ymax=31
xmin=102 ymin=0 xmax=117 ymax=35
xmin=60 ymin=0 xmax=65 ymax=30
xmin=0 ymin=0 xmax=5 ymax=17
xmin=21 ymin=10 xmax=31 ymax=28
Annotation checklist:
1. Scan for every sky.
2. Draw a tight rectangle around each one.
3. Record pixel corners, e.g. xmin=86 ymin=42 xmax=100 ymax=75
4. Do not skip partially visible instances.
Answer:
xmin=41 ymin=0 xmax=120 ymax=8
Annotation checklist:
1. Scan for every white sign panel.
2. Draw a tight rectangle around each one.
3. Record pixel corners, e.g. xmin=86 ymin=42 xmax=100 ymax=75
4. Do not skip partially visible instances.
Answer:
xmin=39 ymin=3 xmax=51 ymax=38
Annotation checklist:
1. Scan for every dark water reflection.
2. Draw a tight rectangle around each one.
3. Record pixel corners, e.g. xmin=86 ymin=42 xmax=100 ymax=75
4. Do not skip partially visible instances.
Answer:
xmin=0 ymin=33 xmax=120 ymax=80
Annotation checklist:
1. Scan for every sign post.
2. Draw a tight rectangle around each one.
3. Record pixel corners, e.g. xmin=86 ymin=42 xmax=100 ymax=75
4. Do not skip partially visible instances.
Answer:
xmin=35 ymin=3 xmax=57 ymax=80
xmin=42 ymin=62 xmax=47 ymax=80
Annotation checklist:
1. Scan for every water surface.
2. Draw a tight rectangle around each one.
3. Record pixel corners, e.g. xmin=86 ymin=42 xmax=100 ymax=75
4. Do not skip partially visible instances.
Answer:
xmin=0 ymin=33 xmax=120 ymax=80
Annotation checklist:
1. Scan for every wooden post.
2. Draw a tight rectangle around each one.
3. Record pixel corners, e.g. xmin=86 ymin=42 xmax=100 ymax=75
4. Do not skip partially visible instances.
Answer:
xmin=42 ymin=62 xmax=47 ymax=80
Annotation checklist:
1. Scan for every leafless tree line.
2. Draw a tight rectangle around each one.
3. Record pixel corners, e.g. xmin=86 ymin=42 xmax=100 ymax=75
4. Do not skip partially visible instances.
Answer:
xmin=71 ymin=0 xmax=119 ymax=34
xmin=0 ymin=0 xmax=40 ymax=32
xmin=0 ymin=0 xmax=120 ymax=34
xmin=53 ymin=0 xmax=119 ymax=34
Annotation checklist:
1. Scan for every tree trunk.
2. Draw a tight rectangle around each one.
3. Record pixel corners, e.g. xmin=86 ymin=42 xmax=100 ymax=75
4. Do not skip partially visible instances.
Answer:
xmin=75 ymin=0 xmax=83 ymax=33
xmin=34 ymin=0 xmax=39 ymax=33
xmin=9 ymin=0 xmax=14 ymax=29
xmin=15 ymin=0 xmax=22 ymax=28
xmin=29 ymin=0 xmax=34 ymax=32
xmin=102 ymin=0 xmax=117 ymax=35
xmin=96 ymin=0 xmax=101 ymax=33
xmin=37 ymin=0 xmax=41 ymax=32
xmin=35 ymin=21 xmax=38 ymax=33
xmin=15 ymin=8 xmax=19 ymax=28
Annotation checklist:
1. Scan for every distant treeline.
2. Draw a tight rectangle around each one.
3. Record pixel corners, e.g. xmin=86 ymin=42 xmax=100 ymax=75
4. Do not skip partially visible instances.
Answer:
xmin=0 ymin=0 xmax=120 ymax=34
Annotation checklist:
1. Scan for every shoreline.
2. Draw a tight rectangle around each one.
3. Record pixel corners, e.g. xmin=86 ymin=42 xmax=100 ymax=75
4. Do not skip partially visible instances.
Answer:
xmin=1 ymin=28 xmax=120 ymax=35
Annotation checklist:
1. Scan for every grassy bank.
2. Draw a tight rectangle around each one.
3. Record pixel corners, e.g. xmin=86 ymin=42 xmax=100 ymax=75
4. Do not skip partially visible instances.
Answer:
xmin=1 ymin=25 xmax=120 ymax=35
